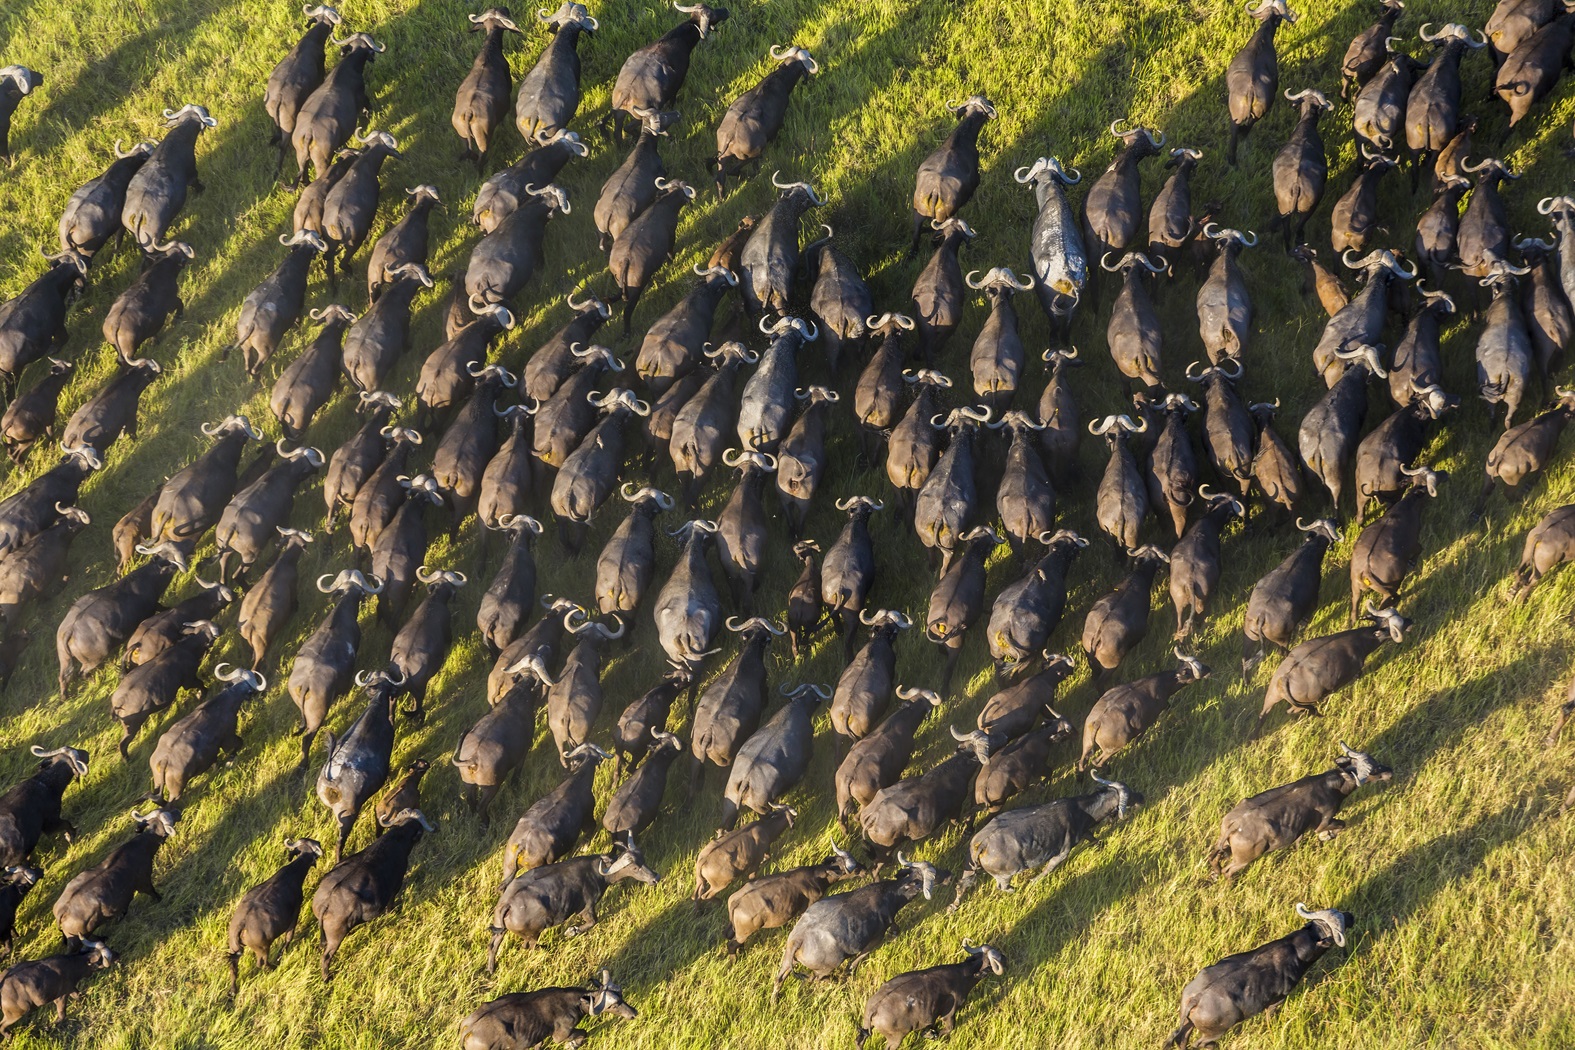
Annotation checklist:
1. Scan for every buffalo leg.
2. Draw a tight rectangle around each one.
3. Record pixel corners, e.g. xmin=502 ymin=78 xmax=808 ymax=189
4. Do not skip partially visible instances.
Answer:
xmin=856 ymin=426 xmax=878 ymax=467
xmin=680 ymin=472 xmax=703 ymax=510
xmin=786 ymin=502 xmax=807 ymax=541
xmin=557 ymin=519 xmax=588 ymax=558
xmin=770 ymin=960 xmax=793 ymax=1001
xmin=276 ymin=924 xmax=296 ymax=961
xmin=296 ymin=726 xmax=319 ymax=774
xmin=476 ymin=783 xmax=500 ymax=820
xmin=334 ymin=814 xmax=354 ymax=862
xmin=117 ymin=719 xmax=141 ymax=759
xmin=726 ymin=569 xmax=754 ymax=619
xmin=893 ymin=487 xmax=914 ymax=525
xmin=56 ymin=654 xmax=78 ymax=700
xmin=1291 ymin=213 xmax=1311 ymax=254
xmin=839 ymin=611 xmax=858 ymax=663
xmin=945 ymin=868 xmax=979 ymax=913
xmin=404 ymin=685 xmax=426 ymax=723
xmin=1218 ymin=850 xmax=1255 ymax=882
xmin=620 ymin=286 xmax=645 ymax=336
xmin=250 ymin=942 xmax=271 ymax=971
xmin=1242 ymin=634 xmax=1265 ymax=679
xmin=1248 ymin=708 xmax=1273 ymax=740
xmin=1205 ymin=839 xmax=1231 ymax=881
xmin=216 ymin=548 xmax=237 ymax=584
xmin=1545 ymin=699 xmax=1575 ymax=748
xmin=1315 ymin=817 xmax=1347 ymax=841
xmin=323 ymin=246 xmax=341 ymax=290
xmin=338 ymin=240 xmax=363 ymax=288
xmin=940 ymin=642 xmax=963 ymax=697
xmin=320 ymin=930 xmax=339 ymax=981
xmin=565 ymin=903 xmax=597 ymax=937
xmin=936 ymin=1009 xmax=957 ymax=1038
xmin=1511 ymin=565 xmax=1541 ymax=602
xmin=377 ymin=593 xmax=400 ymax=631
xmin=486 ymin=926 xmax=505 ymax=973
xmin=1472 ymin=474 xmax=1496 ymax=520
xmin=1032 ymin=849 xmax=1072 ymax=883
xmin=1053 ymin=309 xmax=1074 ymax=352
xmin=475 ymin=527 xmax=499 ymax=577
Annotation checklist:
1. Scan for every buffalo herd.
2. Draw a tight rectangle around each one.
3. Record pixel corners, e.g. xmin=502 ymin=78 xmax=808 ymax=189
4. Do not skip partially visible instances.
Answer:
xmin=1 ymin=0 xmax=1574 ymax=1046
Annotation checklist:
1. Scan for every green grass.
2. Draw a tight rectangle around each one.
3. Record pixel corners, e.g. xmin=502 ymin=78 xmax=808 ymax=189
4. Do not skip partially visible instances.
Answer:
xmin=1 ymin=0 xmax=1574 ymax=1046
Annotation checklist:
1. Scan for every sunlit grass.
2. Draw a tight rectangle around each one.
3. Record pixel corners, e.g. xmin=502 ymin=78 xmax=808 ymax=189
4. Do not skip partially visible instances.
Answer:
xmin=0 ymin=0 xmax=1573 ymax=1047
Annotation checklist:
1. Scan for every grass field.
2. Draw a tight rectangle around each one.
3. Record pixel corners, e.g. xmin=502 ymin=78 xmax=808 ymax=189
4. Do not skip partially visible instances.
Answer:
xmin=1 ymin=0 xmax=1574 ymax=1046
